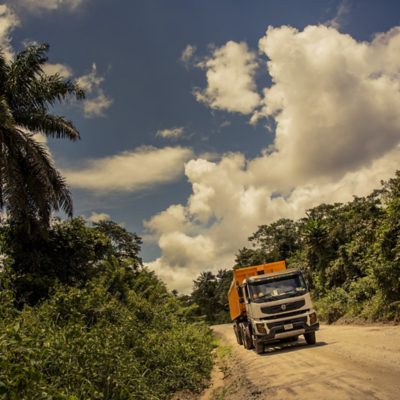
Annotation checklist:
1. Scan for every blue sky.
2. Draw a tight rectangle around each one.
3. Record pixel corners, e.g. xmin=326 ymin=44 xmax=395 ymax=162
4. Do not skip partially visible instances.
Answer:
xmin=2 ymin=0 xmax=400 ymax=291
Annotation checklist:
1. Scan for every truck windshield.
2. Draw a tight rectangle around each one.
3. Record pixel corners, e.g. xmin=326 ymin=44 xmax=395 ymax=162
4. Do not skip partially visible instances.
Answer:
xmin=248 ymin=273 xmax=307 ymax=303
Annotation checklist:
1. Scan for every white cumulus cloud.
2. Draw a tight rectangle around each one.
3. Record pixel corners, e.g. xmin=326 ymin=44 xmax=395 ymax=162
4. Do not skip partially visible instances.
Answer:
xmin=63 ymin=146 xmax=193 ymax=193
xmin=250 ymin=25 xmax=400 ymax=186
xmin=194 ymin=41 xmax=261 ymax=114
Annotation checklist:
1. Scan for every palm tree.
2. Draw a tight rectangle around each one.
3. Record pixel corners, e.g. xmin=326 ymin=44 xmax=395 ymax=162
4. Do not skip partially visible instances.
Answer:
xmin=0 ymin=43 xmax=84 ymax=233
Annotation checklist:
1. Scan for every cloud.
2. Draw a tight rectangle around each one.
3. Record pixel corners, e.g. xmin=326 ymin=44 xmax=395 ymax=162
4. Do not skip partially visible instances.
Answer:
xmin=76 ymin=63 xmax=104 ymax=92
xmin=10 ymin=0 xmax=87 ymax=13
xmin=43 ymin=62 xmax=73 ymax=78
xmin=250 ymin=25 xmax=400 ymax=185
xmin=326 ymin=0 xmax=351 ymax=30
xmin=180 ymin=44 xmax=196 ymax=67
xmin=194 ymin=41 xmax=261 ymax=114
xmin=147 ymin=24 xmax=400 ymax=293
xmin=146 ymin=232 xmax=218 ymax=293
xmin=63 ymin=146 xmax=193 ymax=193
xmin=156 ymin=127 xmax=185 ymax=139
xmin=0 ymin=5 xmax=19 ymax=61
xmin=82 ymin=93 xmax=113 ymax=118
xmin=87 ymin=211 xmax=111 ymax=223
xmin=76 ymin=63 xmax=113 ymax=117
xmin=144 ymin=204 xmax=190 ymax=239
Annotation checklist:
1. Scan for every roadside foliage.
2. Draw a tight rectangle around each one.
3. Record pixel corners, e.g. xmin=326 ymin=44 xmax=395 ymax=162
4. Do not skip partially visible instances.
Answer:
xmin=0 ymin=221 xmax=214 ymax=399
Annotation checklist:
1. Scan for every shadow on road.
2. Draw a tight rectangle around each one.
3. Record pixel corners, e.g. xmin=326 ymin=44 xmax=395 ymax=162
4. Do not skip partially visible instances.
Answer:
xmin=260 ymin=340 xmax=330 ymax=356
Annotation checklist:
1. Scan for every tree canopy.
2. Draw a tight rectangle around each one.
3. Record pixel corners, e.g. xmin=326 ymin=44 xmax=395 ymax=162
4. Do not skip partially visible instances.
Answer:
xmin=0 ymin=43 xmax=84 ymax=233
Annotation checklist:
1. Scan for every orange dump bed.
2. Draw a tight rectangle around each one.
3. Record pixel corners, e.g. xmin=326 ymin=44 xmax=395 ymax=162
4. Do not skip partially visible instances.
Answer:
xmin=228 ymin=260 xmax=286 ymax=321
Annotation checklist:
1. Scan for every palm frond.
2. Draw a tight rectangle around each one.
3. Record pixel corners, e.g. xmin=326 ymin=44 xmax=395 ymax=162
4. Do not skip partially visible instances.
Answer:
xmin=1 ymin=127 xmax=73 ymax=227
xmin=0 ymin=96 xmax=15 ymax=128
xmin=15 ymin=112 xmax=80 ymax=141
xmin=0 ymin=50 xmax=10 ymax=94
xmin=7 ymin=44 xmax=49 ymax=108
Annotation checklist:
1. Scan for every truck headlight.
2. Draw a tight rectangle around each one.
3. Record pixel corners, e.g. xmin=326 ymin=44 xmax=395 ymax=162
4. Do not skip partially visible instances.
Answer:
xmin=309 ymin=312 xmax=317 ymax=325
xmin=256 ymin=323 xmax=267 ymax=334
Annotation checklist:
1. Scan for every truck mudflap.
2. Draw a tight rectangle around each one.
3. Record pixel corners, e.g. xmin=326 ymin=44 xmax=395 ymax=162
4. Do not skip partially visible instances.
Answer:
xmin=255 ymin=321 xmax=319 ymax=343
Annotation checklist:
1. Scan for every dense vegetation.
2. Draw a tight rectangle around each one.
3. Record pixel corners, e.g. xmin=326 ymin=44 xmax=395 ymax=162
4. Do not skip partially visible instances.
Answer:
xmin=0 ymin=219 xmax=214 ymax=399
xmin=181 ymin=270 xmax=232 ymax=325
xmin=190 ymin=173 xmax=400 ymax=324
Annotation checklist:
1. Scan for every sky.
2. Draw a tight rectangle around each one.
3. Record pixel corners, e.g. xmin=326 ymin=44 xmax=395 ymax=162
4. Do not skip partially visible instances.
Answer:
xmin=2 ymin=0 xmax=400 ymax=292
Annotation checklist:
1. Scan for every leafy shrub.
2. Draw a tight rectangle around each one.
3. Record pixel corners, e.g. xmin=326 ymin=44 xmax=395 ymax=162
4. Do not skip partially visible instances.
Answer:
xmin=314 ymin=288 xmax=349 ymax=323
xmin=0 ymin=264 xmax=214 ymax=399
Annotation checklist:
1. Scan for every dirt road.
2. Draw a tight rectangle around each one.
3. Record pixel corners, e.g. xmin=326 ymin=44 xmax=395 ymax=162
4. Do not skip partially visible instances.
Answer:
xmin=212 ymin=324 xmax=400 ymax=400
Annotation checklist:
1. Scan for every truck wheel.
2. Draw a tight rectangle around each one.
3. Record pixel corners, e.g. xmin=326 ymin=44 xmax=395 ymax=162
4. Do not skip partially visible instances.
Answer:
xmin=254 ymin=341 xmax=264 ymax=355
xmin=239 ymin=324 xmax=247 ymax=348
xmin=234 ymin=324 xmax=243 ymax=345
xmin=244 ymin=333 xmax=252 ymax=349
xmin=243 ymin=327 xmax=254 ymax=350
xmin=304 ymin=332 xmax=316 ymax=345
xmin=240 ymin=324 xmax=253 ymax=350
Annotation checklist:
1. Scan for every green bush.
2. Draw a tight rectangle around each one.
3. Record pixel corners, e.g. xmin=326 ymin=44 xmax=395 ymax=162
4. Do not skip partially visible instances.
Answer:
xmin=314 ymin=288 xmax=349 ymax=323
xmin=0 ymin=265 xmax=214 ymax=399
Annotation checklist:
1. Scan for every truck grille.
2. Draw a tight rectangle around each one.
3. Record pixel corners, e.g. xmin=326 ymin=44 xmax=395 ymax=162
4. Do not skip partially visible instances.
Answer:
xmin=261 ymin=309 xmax=309 ymax=320
xmin=267 ymin=316 xmax=307 ymax=330
xmin=261 ymin=299 xmax=305 ymax=314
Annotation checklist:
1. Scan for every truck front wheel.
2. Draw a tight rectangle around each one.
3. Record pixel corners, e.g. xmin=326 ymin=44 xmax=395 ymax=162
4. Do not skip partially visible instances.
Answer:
xmin=242 ymin=324 xmax=254 ymax=350
xmin=304 ymin=331 xmax=316 ymax=345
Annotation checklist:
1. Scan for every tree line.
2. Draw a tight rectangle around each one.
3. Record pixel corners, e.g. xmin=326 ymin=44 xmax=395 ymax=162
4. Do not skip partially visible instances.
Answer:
xmin=188 ymin=173 xmax=400 ymax=324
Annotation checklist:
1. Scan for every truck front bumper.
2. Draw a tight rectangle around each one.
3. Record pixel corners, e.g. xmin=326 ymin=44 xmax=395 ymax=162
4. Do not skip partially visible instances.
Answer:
xmin=255 ymin=320 xmax=319 ymax=343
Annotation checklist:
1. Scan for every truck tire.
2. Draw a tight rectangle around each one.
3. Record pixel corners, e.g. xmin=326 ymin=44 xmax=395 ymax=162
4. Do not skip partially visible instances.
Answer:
xmin=239 ymin=324 xmax=246 ymax=348
xmin=304 ymin=331 xmax=316 ymax=345
xmin=254 ymin=340 xmax=264 ymax=355
xmin=243 ymin=325 xmax=254 ymax=350
xmin=233 ymin=324 xmax=243 ymax=345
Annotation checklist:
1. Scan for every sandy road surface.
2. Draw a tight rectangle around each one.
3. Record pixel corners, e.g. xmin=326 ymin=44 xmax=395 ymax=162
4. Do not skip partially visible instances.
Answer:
xmin=212 ymin=324 xmax=400 ymax=400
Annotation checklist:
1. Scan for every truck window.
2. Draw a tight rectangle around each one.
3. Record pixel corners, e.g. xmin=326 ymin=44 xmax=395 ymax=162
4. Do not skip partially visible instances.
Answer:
xmin=249 ymin=273 xmax=307 ymax=303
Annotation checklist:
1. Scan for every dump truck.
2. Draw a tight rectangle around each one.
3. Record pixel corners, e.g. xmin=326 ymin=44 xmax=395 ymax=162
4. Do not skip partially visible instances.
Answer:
xmin=228 ymin=261 xmax=319 ymax=354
